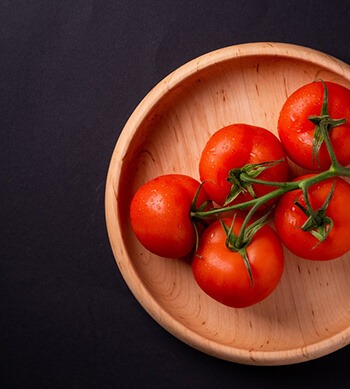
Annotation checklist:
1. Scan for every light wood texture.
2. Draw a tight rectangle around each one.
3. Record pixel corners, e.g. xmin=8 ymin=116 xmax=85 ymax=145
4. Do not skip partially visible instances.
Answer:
xmin=105 ymin=42 xmax=350 ymax=365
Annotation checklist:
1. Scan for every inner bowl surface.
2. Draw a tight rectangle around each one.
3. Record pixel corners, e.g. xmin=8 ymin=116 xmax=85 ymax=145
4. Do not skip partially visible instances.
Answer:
xmin=105 ymin=42 xmax=350 ymax=365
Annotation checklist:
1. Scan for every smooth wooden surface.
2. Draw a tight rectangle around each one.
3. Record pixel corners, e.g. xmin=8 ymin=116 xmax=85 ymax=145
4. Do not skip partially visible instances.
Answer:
xmin=105 ymin=42 xmax=350 ymax=365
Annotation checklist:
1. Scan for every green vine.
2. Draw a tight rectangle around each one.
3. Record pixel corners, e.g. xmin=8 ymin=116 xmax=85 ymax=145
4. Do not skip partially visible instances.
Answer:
xmin=190 ymin=81 xmax=349 ymax=281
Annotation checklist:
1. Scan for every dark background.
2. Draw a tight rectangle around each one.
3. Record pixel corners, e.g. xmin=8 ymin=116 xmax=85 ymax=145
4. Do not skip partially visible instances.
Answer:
xmin=2 ymin=1 xmax=350 ymax=388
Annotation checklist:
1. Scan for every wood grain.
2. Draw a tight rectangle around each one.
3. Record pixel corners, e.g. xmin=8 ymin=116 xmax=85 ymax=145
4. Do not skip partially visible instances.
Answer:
xmin=105 ymin=42 xmax=350 ymax=365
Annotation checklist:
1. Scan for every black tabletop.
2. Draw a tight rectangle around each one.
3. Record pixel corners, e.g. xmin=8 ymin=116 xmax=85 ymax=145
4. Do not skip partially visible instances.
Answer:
xmin=2 ymin=1 xmax=350 ymax=388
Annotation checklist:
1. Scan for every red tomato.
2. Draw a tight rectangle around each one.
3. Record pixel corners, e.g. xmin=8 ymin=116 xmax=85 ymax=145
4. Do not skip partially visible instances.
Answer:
xmin=274 ymin=175 xmax=350 ymax=260
xmin=192 ymin=216 xmax=284 ymax=308
xmin=278 ymin=81 xmax=350 ymax=170
xmin=130 ymin=174 xmax=211 ymax=258
xmin=199 ymin=123 xmax=289 ymax=208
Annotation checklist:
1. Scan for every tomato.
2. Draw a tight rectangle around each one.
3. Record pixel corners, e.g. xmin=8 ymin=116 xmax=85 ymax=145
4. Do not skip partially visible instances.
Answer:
xmin=274 ymin=174 xmax=350 ymax=260
xmin=278 ymin=81 xmax=350 ymax=170
xmin=199 ymin=123 xmax=289 ymax=208
xmin=192 ymin=216 xmax=284 ymax=308
xmin=130 ymin=174 xmax=211 ymax=258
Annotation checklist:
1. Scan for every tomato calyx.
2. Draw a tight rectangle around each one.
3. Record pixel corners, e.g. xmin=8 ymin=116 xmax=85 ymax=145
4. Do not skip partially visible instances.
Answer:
xmin=294 ymin=180 xmax=336 ymax=245
xmin=308 ymin=80 xmax=346 ymax=167
xmin=225 ymin=158 xmax=286 ymax=206
xmin=220 ymin=212 xmax=271 ymax=286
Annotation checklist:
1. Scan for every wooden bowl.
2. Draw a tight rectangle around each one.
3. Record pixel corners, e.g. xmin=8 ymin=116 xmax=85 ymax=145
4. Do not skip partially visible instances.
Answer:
xmin=105 ymin=42 xmax=350 ymax=365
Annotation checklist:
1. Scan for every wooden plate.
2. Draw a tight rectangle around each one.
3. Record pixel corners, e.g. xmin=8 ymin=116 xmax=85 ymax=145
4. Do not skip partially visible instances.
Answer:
xmin=105 ymin=42 xmax=350 ymax=365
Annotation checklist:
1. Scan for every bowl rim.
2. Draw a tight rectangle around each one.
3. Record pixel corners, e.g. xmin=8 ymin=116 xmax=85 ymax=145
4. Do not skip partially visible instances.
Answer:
xmin=105 ymin=42 xmax=350 ymax=365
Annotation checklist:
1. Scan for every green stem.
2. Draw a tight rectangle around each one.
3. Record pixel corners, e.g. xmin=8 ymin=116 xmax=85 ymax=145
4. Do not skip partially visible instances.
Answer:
xmin=192 ymin=113 xmax=350 ymax=248
xmin=299 ymin=180 xmax=321 ymax=223
xmin=323 ymin=121 xmax=342 ymax=169
xmin=308 ymin=80 xmax=346 ymax=167
xmin=191 ymin=164 xmax=350 ymax=220
xmin=239 ymin=173 xmax=290 ymax=188
xmin=235 ymin=199 xmax=263 ymax=248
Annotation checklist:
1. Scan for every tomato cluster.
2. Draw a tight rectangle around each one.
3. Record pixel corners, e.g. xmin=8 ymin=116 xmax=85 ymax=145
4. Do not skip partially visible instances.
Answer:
xmin=129 ymin=80 xmax=350 ymax=308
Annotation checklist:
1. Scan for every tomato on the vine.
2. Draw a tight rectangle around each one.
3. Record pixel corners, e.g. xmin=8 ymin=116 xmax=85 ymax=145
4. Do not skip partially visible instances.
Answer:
xmin=199 ymin=123 xmax=289 ymax=208
xmin=192 ymin=216 xmax=284 ymax=308
xmin=274 ymin=174 xmax=350 ymax=260
xmin=278 ymin=80 xmax=350 ymax=170
xmin=130 ymin=174 xmax=211 ymax=258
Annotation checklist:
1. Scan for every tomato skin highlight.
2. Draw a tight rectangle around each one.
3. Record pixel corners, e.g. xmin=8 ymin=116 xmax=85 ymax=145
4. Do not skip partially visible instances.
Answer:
xmin=130 ymin=174 xmax=210 ymax=258
xmin=278 ymin=81 xmax=350 ymax=170
xmin=192 ymin=217 xmax=284 ymax=308
xmin=199 ymin=123 xmax=289 ymax=207
xmin=274 ymin=175 xmax=350 ymax=260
